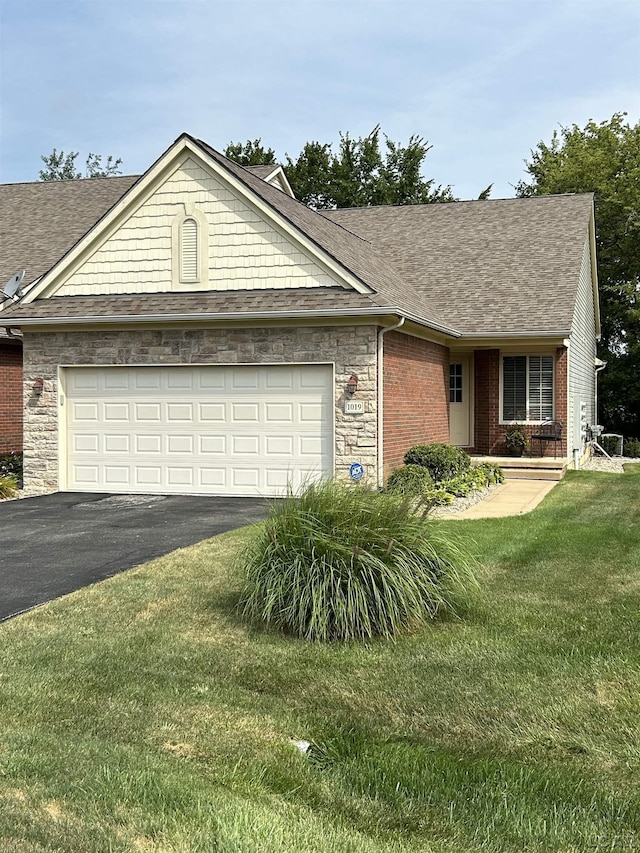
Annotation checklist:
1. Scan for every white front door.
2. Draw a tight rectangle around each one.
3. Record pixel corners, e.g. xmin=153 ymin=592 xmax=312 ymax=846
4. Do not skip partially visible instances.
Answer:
xmin=449 ymin=356 xmax=471 ymax=447
xmin=62 ymin=364 xmax=334 ymax=497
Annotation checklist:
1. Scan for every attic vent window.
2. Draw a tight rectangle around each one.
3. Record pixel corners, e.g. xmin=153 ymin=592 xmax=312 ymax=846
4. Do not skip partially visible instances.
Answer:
xmin=180 ymin=217 xmax=199 ymax=282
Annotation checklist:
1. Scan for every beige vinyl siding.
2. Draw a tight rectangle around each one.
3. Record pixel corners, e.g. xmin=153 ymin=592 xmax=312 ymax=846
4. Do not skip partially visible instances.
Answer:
xmin=567 ymin=236 xmax=598 ymax=455
xmin=58 ymin=158 xmax=340 ymax=295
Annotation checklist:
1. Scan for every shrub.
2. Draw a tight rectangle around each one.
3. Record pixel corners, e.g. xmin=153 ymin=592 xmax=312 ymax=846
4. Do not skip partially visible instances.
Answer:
xmin=237 ymin=480 xmax=476 ymax=642
xmin=403 ymin=443 xmax=471 ymax=483
xmin=624 ymin=438 xmax=640 ymax=458
xmin=385 ymin=464 xmax=433 ymax=497
xmin=601 ymin=435 xmax=622 ymax=456
xmin=472 ymin=462 xmax=504 ymax=486
xmin=0 ymin=452 xmax=22 ymax=487
xmin=0 ymin=474 xmax=19 ymax=499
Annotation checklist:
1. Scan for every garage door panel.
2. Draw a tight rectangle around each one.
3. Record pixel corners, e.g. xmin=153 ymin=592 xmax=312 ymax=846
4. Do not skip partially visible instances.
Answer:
xmin=167 ymin=467 xmax=194 ymax=486
xmin=104 ymin=466 xmax=130 ymax=485
xmin=73 ymin=402 xmax=100 ymax=422
xmin=104 ymin=434 xmax=130 ymax=453
xmin=134 ymin=370 xmax=161 ymax=390
xmin=199 ymin=403 xmax=226 ymax=423
xmin=168 ymin=435 xmax=194 ymax=454
xmin=65 ymin=364 xmax=333 ymax=496
xmin=104 ymin=403 xmax=129 ymax=422
xmin=232 ymin=403 xmax=259 ymax=422
xmin=166 ymin=403 xmax=194 ymax=422
xmin=200 ymin=435 xmax=226 ymax=454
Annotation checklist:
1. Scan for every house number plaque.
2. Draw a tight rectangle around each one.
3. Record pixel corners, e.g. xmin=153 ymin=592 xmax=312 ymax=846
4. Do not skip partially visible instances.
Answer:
xmin=344 ymin=400 xmax=364 ymax=414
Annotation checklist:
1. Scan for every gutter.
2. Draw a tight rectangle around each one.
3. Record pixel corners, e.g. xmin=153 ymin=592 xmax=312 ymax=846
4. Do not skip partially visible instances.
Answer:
xmin=2 ymin=306 xmax=460 ymax=338
xmin=459 ymin=329 xmax=571 ymax=340
xmin=377 ymin=316 xmax=406 ymax=489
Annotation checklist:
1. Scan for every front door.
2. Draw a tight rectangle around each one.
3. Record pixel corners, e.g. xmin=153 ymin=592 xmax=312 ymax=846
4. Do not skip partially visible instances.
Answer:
xmin=449 ymin=356 xmax=471 ymax=447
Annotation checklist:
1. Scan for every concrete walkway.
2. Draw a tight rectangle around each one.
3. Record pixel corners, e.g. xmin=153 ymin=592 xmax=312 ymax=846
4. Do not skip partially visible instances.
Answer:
xmin=446 ymin=478 xmax=558 ymax=520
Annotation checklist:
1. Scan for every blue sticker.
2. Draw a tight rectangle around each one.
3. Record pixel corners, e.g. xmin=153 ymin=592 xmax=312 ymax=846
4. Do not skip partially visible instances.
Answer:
xmin=349 ymin=462 xmax=364 ymax=481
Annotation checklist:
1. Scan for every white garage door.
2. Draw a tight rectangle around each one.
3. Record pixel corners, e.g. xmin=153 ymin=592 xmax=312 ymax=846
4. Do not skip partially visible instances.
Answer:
xmin=62 ymin=364 xmax=334 ymax=496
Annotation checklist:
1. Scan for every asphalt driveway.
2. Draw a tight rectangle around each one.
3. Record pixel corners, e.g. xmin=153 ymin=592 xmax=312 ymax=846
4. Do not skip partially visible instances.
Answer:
xmin=0 ymin=492 xmax=270 ymax=622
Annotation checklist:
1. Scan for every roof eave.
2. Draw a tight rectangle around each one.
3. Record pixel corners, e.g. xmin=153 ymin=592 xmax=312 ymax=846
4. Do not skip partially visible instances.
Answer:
xmin=2 ymin=306 xmax=461 ymax=337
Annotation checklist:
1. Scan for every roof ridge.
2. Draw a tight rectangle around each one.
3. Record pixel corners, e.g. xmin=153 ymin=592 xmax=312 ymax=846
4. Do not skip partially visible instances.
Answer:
xmin=322 ymin=192 xmax=595 ymax=213
xmin=0 ymin=174 xmax=140 ymax=189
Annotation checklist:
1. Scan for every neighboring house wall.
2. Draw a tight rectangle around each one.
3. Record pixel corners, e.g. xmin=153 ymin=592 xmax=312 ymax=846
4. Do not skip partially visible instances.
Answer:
xmin=382 ymin=330 xmax=449 ymax=477
xmin=0 ymin=343 xmax=23 ymax=454
xmin=567 ymin=237 xmax=598 ymax=457
xmin=58 ymin=158 xmax=339 ymax=296
xmin=21 ymin=324 xmax=378 ymax=495
xmin=473 ymin=346 xmax=568 ymax=456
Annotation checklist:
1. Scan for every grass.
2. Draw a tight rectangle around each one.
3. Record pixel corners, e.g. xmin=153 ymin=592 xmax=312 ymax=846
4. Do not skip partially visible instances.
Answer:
xmin=0 ymin=468 xmax=639 ymax=851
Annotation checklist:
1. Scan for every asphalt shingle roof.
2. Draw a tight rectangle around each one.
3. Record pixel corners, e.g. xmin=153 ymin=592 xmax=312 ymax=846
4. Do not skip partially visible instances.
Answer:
xmin=0 ymin=136 xmax=594 ymax=338
xmin=0 ymin=288 xmax=378 ymax=321
xmin=322 ymin=194 xmax=594 ymax=334
xmin=0 ymin=175 xmax=140 ymax=289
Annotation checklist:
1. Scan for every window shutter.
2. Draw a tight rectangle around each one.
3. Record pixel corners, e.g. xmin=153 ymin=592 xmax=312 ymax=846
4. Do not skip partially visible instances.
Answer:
xmin=181 ymin=218 xmax=198 ymax=281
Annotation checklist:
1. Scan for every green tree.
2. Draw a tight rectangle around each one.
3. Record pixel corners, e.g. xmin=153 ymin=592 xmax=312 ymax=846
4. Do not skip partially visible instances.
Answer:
xmin=226 ymin=126 xmax=456 ymax=209
xmin=516 ymin=113 xmax=640 ymax=437
xmin=39 ymin=150 xmax=123 ymax=181
xmin=223 ymin=138 xmax=277 ymax=166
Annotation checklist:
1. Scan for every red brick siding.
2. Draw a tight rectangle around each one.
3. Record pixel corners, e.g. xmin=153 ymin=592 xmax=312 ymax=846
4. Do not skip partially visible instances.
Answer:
xmin=473 ymin=349 xmax=501 ymax=454
xmin=0 ymin=343 xmax=23 ymax=453
xmin=382 ymin=330 xmax=449 ymax=478
xmin=473 ymin=346 xmax=568 ymax=456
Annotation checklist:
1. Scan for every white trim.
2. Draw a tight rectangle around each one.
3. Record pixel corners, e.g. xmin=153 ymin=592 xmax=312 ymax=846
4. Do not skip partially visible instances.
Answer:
xmin=261 ymin=165 xmax=295 ymax=198
xmin=377 ymin=316 xmax=405 ymax=488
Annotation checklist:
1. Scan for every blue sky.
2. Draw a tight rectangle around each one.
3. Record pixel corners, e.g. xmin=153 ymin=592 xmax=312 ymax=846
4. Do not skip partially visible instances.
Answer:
xmin=1 ymin=0 xmax=638 ymax=199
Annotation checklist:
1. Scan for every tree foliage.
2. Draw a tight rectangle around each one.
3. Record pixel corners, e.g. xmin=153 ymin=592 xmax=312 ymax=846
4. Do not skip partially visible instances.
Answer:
xmin=516 ymin=113 xmax=640 ymax=436
xmin=39 ymin=150 xmax=123 ymax=181
xmin=226 ymin=125 xmax=456 ymax=208
xmin=224 ymin=138 xmax=277 ymax=166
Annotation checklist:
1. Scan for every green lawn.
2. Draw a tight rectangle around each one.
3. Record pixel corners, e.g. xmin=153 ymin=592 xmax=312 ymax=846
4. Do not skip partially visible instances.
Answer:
xmin=1 ymin=468 xmax=639 ymax=852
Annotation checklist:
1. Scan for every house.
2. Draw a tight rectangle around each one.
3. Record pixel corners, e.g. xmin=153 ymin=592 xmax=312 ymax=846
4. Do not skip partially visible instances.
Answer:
xmin=0 ymin=133 xmax=600 ymax=497
xmin=0 ymin=329 xmax=22 ymax=455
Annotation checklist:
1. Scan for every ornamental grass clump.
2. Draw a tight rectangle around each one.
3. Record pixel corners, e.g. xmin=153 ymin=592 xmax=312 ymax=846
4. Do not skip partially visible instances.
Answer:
xmin=0 ymin=474 xmax=19 ymax=499
xmin=237 ymin=480 xmax=476 ymax=642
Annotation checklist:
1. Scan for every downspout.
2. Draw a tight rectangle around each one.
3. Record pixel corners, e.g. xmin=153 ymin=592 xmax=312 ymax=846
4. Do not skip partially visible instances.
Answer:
xmin=377 ymin=316 xmax=405 ymax=489
xmin=594 ymin=358 xmax=607 ymax=432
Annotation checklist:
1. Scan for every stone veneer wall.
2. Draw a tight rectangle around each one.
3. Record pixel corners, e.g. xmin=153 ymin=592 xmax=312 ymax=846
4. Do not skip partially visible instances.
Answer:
xmin=22 ymin=324 xmax=378 ymax=495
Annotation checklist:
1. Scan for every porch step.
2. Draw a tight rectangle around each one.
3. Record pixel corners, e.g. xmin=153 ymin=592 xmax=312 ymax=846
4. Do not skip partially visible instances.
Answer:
xmin=502 ymin=466 xmax=566 ymax=481
xmin=472 ymin=455 xmax=567 ymax=481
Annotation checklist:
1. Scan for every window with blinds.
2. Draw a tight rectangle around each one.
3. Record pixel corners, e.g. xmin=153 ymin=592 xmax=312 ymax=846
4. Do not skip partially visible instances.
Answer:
xmin=180 ymin=217 xmax=198 ymax=282
xmin=502 ymin=355 xmax=553 ymax=422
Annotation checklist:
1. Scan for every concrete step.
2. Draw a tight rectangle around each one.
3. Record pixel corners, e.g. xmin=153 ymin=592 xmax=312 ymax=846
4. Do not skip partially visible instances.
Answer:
xmin=503 ymin=466 xmax=566 ymax=481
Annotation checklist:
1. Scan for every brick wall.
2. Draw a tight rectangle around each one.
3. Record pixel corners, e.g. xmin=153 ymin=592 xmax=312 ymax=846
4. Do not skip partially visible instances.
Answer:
xmin=473 ymin=349 xmax=500 ymax=454
xmin=473 ymin=346 xmax=569 ymax=456
xmin=382 ymin=330 xmax=449 ymax=477
xmin=0 ymin=342 xmax=23 ymax=454
xmin=22 ymin=325 xmax=379 ymax=494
